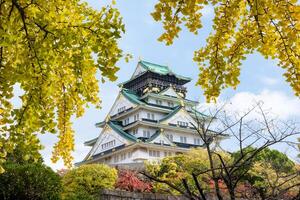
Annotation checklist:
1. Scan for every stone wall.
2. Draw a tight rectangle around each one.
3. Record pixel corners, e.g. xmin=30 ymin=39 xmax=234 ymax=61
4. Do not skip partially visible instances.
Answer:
xmin=99 ymin=189 xmax=188 ymax=200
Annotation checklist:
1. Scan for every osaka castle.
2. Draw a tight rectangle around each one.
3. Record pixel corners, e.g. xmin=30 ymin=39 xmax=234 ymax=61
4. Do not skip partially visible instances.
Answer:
xmin=80 ymin=60 xmax=218 ymax=168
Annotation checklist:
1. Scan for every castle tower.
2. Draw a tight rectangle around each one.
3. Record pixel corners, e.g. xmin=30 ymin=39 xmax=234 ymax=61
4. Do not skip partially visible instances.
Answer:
xmin=79 ymin=60 xmax=212 ymax=168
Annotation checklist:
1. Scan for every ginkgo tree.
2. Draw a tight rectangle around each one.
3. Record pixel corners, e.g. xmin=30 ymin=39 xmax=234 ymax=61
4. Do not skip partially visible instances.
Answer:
xmin=0 ymin=0 xmax=128 ymax=171
xmin=152 ymin=0 xmax=300 ymax=102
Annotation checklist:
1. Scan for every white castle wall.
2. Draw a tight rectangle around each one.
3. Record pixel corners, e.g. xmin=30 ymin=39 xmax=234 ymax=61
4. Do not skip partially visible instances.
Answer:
xmin=147 ymin=97 xmax=179 ymax=108
xmin=164 ymin=129 xmax=203 ymax=145
xmin=92 ymin=128 xmax=129 ymax=156
xmin=99 ymin=147 xmax=180 ymax=165
xmin=110 ymin=95 xmax=135 ymax=116
xmin=119 ymin=109 xmax=165 ymax=126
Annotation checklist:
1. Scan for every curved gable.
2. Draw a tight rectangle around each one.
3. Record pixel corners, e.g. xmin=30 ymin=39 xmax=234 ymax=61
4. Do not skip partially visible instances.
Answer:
xmin=160 ymin=107 xmax=197 ymax=126
xmin=84 ymin=124 xmax=135 ymax=160
xmin=109 ymin=92 xmax=136 ymax=117
xmin=132 ymin=62 xmax=146 ymax=78
xmin=147 ymin=131 xmax=175 ymax=146
xmin=160 ymin=87 xmax=181 ymax=98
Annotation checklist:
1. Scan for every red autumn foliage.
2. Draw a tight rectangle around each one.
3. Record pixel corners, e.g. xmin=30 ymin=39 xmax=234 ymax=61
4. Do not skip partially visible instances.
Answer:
xmin=116 ymin=170 xmax=152 ymax=192
xmin=208 ymin=179 xmax=228 ymax=193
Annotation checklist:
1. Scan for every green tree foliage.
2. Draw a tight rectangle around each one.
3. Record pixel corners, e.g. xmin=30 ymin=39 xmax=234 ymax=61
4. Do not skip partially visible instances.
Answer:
xmin=258 ymin=148 xmax=295 ymax=173
xmin=61 ymin=164 xmax=118 ymax=200
xmin=243 ymin=148 xmax=299 ymax=199
xmin=231 ymin=147 xmax=295 ymax=180
xmin=146 ymin=148 xmax=230 ymax=197
xmin=0 ymin=162 xmax=62 ymax=200
xmin=146 ymin=147 xmax=299 ymax=199
xmin=152 ymin=0 xmax=300 ymax=102
xmin=0 ymin=0 xmax=128 ymax=170
xmin=5 ymin=143 xmax=43 ymax=164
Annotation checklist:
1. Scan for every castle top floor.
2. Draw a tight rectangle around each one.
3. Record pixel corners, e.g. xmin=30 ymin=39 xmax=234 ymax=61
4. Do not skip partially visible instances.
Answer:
xmin=119 ymin=60 xmax=191 ymax=98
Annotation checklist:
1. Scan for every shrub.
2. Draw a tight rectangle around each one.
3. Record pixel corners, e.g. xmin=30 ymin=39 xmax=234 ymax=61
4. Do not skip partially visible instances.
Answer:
xmin=116 ymin=170 xmax=152 ymax=192
xmin=0 ymin=162 xmax=62 ymax=200
xmin=61 ymin=164 xmax=117 ymax=200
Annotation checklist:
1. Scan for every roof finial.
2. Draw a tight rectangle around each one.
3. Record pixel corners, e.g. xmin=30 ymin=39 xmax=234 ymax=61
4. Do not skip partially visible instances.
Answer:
xmin=180 ymin=99 xmax=185 ymax=107
xmin=105 ymin=115 xmax=110 ymax=123
xmin=138 ymin=56 xmax=142 ymax=61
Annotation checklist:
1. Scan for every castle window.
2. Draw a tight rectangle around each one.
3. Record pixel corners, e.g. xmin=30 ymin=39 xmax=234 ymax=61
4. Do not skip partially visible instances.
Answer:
xmin=194 ymin=138 xmax=201 ymax=145
xmin=149 ymin=150 xmax=160 ymax=157
xmin=117 ymin=106 xmax=126 ymax=113
xmin=168 ymin=102 xmax=174 ymax=107
xmin=177 ymin=121 xmax=188 ymax=127
xmin=102 ymin=140 xmax=116 ymax=150
xmin=156 ymin=99 xmax=162 ymax=105
xmin=180 ymin=136 xmax=187 ymax=143
xmin=120 ymin=153 xmax=126 ymax=160
xmin=156 ymin=151 xmax=160 ymax=157
xmin=114 ymin=155 xmax=119 ymax=162
xmin=164 ymin=152 xmax=172 ymax=157
xmin=143 ymin=130 xmax=151 ymax=138
xmin=132 ymin=129 xmax=138 ymax=135
xmin=147 ymin=113 xmax=155 ymax=120
xmin=151 ymin=113 xmax=155 ymax=120
xmin=123 ymin=118 xmax=129 ymax=125
xmin=134 ymin=113 xmax=139 ymax=121
xmin=166 ymin=134 xmax=173 ymax=141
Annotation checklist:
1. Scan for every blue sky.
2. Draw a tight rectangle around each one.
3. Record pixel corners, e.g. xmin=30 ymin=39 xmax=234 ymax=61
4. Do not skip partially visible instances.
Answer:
xmin=39 ymin=0 xmax=300 ymax=169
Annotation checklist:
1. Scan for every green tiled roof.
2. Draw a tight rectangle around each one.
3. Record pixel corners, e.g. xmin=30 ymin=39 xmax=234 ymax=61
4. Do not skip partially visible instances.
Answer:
xmin=95 ymin=121 xmax=106 ymax=128
xmin=139 ymin=61 xmax=170 ymax=74
xmin=84 ymin=138 xmax=97 ymax=146
xmin=121 ymin=89 xmax=145 ymax=105
xmin=159 ymin=105 xmax=182 ymax=122
xmin=146 ymin=130 xmax=175 ymax=146
xmin=142 ymin=92 xmax=198 ymax=105
xmin=189 ymin=108 xmax=210 ymax=118
xmin=158 ymin=106 xmax=209 ymax=122
xmin=109 ymin=121 xmax=137 ymax=142
xmin=139 ymin=60 xmax=192 ymax=81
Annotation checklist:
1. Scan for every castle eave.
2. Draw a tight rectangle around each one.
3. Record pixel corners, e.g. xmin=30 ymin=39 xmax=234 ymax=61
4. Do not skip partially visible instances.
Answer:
xmin=80 ymin=142 xmax=192 ymax=165
xmin=140 ymin=92 xmax=198 ymax=105
xmin=84 ymin=138 xmax=97 ymax=146
xmin=122 ymin=120 xmax=198 ymax=134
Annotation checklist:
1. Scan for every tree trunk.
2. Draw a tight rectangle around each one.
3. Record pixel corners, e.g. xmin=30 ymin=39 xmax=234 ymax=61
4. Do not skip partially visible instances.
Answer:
xmin=228 ymin=188 xmax=236 ymax=200
xmin=258 ymin=189 xmax=266 ymax=200
xmin=206 ymin=144 xmax=223 ymax=200
xmin=192 ymin=173 xmax=207 ymax=200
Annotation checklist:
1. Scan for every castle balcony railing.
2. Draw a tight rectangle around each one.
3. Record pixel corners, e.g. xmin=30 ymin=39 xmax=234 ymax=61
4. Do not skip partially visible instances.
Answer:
xmin=141 ymin=118 xmax=158 ymax=123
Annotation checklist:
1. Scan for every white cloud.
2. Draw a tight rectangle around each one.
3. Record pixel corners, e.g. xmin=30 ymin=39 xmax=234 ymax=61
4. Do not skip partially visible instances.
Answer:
xmin=226 ymin=90 xmax=300 ymax=120
xmin=200 ymin=90 xmax=300 ymax=121
xmin=199 ymin=90 xmax=300 ymax=161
